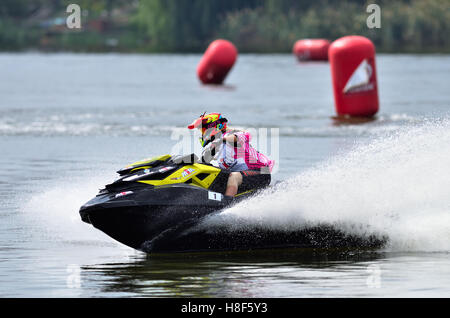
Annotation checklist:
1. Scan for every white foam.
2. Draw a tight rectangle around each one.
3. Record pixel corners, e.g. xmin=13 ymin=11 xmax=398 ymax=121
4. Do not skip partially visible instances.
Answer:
xmin=202 ymin=119 xmax=450 ymax=252
xmin=17 ymin=167 xmax=137 ymax=255
xmin=18 ymin=119 xmax=450 ymax=253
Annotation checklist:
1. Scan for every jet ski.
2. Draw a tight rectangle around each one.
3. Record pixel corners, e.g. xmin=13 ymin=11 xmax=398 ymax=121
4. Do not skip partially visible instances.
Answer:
xmin=79 ymin=153 xmax=265 ymax=252
xmin=80 ymin=153 xmax=387 ymax=253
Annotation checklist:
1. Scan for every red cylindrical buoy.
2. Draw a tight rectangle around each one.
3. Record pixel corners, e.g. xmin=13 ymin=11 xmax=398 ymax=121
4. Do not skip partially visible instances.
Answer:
xmin=293 ymin=39 xmax=330 ymax=61
xmin=197 ymin=39 xmax=238 ymax=85
xmin=329 ymin=35 xmax=379 ymax=117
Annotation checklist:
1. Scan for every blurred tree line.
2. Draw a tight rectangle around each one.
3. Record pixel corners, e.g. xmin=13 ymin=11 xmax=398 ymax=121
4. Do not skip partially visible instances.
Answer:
xmin=0 ymin=0 xmax=449 ymax=53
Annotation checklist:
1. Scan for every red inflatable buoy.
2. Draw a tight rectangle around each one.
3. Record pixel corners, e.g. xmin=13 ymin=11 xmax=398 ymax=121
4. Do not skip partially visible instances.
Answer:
xmin=329 ymin=36 xmax=379 ymax=117
xmin=197 ymin=39 xmax=238 ymax=85
xmin=293 ymin=39 xmax=330 ymax=61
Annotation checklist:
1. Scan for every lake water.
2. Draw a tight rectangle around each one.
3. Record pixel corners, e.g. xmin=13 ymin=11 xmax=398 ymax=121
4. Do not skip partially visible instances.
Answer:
xmin=0 ymin=53 xmax=449 ymax=297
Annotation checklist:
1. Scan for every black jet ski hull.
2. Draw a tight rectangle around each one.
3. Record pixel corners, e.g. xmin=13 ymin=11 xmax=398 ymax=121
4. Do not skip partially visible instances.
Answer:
xmin=142 ymin=223 xmax=387 ymax=254
xmin=85 ymin=207 xmax=387 ymax=253
xmin=82 ymin=204 xmax=225 ymax=252
xmin=80 ymin=184 xmax=233 ymax=251
xmin=81 ymin=199 xmax=387 ymax=254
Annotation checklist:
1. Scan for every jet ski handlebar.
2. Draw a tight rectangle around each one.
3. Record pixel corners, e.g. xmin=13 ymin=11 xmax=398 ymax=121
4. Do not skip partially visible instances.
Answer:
xmin=169 ymin=153 xmax=200 ymax=165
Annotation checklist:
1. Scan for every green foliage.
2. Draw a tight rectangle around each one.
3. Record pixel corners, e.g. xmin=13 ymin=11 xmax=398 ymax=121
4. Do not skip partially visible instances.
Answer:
xmin=217 ymin=0 xmax=450 ymax=53
xmin=135 ymin=0 xmax=261 ymax=51
xmin=0 ymin=0 xmax=46 ymax=18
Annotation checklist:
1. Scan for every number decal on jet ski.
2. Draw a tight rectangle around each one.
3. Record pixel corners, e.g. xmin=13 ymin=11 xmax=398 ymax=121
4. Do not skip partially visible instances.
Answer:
xmin=208 ymin=191 xmax=222 ymax=202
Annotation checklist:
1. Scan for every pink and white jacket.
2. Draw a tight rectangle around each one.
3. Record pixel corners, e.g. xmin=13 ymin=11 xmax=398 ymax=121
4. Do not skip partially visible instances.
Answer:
xmin=217 ymin=131 xmax=274 ymax=173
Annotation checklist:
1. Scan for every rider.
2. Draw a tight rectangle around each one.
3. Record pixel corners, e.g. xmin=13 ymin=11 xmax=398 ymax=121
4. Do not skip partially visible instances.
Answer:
xmin=188 ymin=113 xmax=274 ymax=198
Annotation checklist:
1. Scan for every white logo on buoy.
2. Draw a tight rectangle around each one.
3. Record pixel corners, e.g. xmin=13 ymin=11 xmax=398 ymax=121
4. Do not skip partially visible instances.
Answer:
xmin=298 ymin=51 xmax=311 ymax=61
xmin=298 ymin=40 xmax=312 ymax=60
xmin=343 ymin=59 xmax=374 ymax=94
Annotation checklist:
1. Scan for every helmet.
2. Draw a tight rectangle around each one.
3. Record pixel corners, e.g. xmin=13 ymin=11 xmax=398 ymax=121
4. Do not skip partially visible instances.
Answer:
xmin=188 ymin=112 xmax=228 ymax=147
